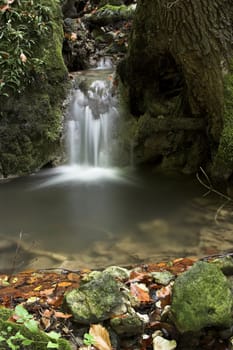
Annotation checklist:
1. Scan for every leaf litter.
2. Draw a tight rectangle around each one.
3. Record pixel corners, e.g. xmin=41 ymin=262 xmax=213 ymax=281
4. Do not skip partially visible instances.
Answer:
xmin=0 ymin=257 xmax=231 ymax=350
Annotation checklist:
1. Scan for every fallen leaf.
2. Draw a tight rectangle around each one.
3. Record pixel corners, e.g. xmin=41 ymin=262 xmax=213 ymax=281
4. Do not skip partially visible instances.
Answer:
xmin=39 ymin=288 xmax=54 ymax=296
xmin=67 ymin=273 xmax=80 ymax=282
xmin=0 ymin=5 xmax=10 ymax=12
xmin=130 ymin=283 xmax=151 ymax=302
xmin=20 ymin=53 xmax=27 ymax=63
xmin=156 ymin=284 xmax=172 ymax=299
xmin=70 ymin=32 xmax=77 ymax=41
xmin=57 ymin=281 xmax=72 ymax=288
xmin=128 ymin=271 xmax=151 ymax=283
xmin=34 ymin=285 xmax=42 ymax=291
xmin=89 ymin=324 xmax=112 ymax=350
xmin=54 ymin=311 xmax=72 ymax=319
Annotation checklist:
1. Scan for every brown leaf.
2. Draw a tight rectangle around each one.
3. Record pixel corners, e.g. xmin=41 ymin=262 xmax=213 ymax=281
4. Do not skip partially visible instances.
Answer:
xmin=0 ymin=5 xmax=9 ymax=12
xmin=89 ymin=324 xmax=112 ymax=350
xmin=130 ymin=283 xmax=151 ymax=302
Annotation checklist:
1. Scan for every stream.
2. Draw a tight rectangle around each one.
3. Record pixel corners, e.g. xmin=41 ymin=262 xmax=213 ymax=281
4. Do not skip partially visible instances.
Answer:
xmin=0 ymin=68 xmax=231 ymax=273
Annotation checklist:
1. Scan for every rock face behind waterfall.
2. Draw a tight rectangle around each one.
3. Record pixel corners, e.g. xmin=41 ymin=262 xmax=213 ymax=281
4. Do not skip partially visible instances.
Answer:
xmin=0 ymin=1 xmax=68 ymax=177
xmin=117 ymin=0 xmax=233 ymax=181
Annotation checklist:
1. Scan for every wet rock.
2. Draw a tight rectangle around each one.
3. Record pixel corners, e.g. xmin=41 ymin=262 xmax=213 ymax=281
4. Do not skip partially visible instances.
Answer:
xmin=151 ymin=271 xmax=175 ymax=285
xmin=103 ymin=266 xmax=130 ymax=280
xmin=171 ymin=261 xmax=233 ymax=333
xmin=64 ymin=272 xmax=126 ymax=324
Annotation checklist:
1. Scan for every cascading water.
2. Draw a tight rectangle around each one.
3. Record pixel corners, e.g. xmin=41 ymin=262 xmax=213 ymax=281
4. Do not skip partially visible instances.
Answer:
xmin=49 ymin=69 xmax=126 ymax=184
xmin=67 ymin=78 xmax=117 ymax=168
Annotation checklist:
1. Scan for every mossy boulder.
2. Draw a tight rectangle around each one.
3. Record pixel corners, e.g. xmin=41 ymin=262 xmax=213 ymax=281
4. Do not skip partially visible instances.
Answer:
xmin=170 ymin=261 xmax=233 ymax=333
xmin=0 ymin=0 xmax=68 ymax=177
xmin=64 ymin=272 xmax=125 ymax=324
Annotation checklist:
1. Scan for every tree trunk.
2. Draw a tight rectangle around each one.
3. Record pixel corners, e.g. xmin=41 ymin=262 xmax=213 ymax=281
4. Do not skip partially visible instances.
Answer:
xmin=118 ymin=0 xmax=233 ymax=180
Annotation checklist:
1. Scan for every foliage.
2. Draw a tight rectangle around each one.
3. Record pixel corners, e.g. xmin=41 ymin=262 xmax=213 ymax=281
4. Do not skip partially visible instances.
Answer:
xmin=83 ymin=333 xmax=95 ymax=346
xmin=0 ymin=305 xmax=69 ymax=350
xmin=0 ymin=0 xmax=59 ymax=96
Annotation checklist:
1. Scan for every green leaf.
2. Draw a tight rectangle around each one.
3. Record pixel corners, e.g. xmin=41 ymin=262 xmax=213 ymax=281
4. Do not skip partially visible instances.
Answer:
xmin=24 ymin=319 xmax=38 ymax=333
xmin=47 ymin=331 xmax=61 ymax=340
xmin=22 ymin=339 xmax=33 ymax=346
xmin=15 ymin=305 xmax=31 ymax=322
xmin=0 ymin=335 xmax=5 ymax=342
xmin=83 ymin=333 xmax=95 ymax=346
xmin=47 ymin=341 xmax=59 ymax=348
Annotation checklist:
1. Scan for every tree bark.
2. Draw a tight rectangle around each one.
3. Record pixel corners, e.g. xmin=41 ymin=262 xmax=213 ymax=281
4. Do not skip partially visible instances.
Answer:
xmin=118 ymin=0 xmax=233 ymax=179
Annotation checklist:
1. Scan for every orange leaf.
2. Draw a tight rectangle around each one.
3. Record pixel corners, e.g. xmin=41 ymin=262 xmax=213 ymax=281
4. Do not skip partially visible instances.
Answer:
xmin=130 ymin=283 xmax=151 ymax=302
xmin=54 ymin=311 xmax=72 ymax=319
xmin=57 ymin=281 xmax=72 ymax=288
xmin=39 ymin=288 xmax=54 ymax=296
xmin=89 ymin=324 xmax=112 ymax=350
xmin=156 ymin=284 xmax=172 ymax=299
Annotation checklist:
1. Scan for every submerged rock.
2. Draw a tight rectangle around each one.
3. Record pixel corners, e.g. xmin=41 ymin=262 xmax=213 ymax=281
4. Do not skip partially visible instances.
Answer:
xmin=170 ymin=261 xmax=233 ymax=333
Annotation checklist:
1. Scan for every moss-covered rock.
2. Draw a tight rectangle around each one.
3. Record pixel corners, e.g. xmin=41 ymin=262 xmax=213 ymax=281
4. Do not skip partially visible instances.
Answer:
xmin=85 ymin=4 xmax=135 ymax=27
xmin=110 ymin=309 xmax=144 ymax=335
xmin=64 ymin=272 xmax=125 ymax=324
xmin=0 ymin=0 xmax=68 ymax=177
xmin=170 ymin=261 xmax=233 ymax=333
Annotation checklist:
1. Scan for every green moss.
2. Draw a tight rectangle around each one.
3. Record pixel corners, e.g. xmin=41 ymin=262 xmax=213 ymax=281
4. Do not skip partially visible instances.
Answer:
xmin=0 ymin=0 xmax=68 ymax=177
xmin=212 ymin=60 xmax=233 ymax=177
xmin=64 ymin=273 xmax=124 ymax=324
xmin=171 ymin=261 xmax=233 ymax=333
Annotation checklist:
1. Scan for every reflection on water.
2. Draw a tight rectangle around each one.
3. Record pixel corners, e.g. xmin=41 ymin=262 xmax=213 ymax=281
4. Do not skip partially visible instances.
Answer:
xmin=0 ymin=166 xmax=229 ymax=272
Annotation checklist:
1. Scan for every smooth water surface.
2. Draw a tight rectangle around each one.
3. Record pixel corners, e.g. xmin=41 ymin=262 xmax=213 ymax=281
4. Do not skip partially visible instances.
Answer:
xmin=0 ymin=166 xmax=222 ymax=271
xmin=0 ymin=68 xmax=229 ymax=272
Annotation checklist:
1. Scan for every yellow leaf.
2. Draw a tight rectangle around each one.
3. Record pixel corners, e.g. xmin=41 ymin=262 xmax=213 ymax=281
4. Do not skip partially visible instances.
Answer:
xmin=89 ymin=324 xmax=112 ymax=350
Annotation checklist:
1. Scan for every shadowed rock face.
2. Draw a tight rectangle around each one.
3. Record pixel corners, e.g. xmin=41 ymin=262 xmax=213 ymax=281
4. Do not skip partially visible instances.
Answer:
xmin=117 ymin=0 xmax=233 ymax=180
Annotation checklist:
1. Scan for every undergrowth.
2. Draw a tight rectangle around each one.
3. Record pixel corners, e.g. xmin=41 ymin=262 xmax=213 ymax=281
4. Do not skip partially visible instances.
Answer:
xmin=0 ymin=0 xmax=59 ymax=96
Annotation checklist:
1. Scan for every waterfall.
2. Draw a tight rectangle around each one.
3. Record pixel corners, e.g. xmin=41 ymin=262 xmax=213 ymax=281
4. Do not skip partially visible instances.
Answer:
xmin=67 ymin=76 xmax=118 ymax=170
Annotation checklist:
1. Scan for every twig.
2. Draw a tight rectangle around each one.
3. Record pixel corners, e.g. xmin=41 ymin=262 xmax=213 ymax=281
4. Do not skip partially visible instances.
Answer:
xmin=197 ymin=167 xmax=232 ymax=201
xmin=196 ymin=167 xmax=233 ymax=223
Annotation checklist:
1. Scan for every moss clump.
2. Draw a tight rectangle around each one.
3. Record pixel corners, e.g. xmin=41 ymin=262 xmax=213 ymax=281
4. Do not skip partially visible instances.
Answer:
xmin=86 ymin=4 xmax=135 ymax=26
xmin=0 ymin=0 xmax=68 ymax=177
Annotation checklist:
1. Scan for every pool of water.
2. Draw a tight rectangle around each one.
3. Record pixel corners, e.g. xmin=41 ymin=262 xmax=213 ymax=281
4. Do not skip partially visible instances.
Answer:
xmin=0 ymin=165 xmax=227 ymax=272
